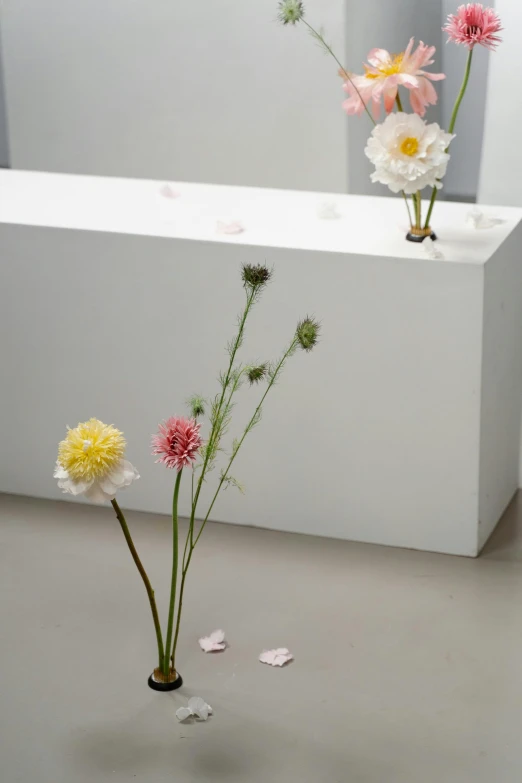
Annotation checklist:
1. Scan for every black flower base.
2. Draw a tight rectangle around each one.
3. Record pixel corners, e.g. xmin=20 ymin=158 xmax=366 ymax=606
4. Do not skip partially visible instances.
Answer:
xmin=406 ymin=229 xmax=437 ymax=243
xmin=148 ymin=671 xmax=183 ymax=692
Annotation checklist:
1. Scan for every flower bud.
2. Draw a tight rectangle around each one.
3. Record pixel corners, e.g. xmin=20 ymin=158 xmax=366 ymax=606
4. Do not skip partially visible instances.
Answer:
xmin=188 ymin=395 xmax=206 ymax=419
xmin=278 ymin=0 xmax=305 ymax=25
xmin=241 ymin=264 xmax=272 ymax=289
xmin=296 ymin=317 xmax=320 ymax=352
xmin=247 ymin=364 xmax=268 ymax=385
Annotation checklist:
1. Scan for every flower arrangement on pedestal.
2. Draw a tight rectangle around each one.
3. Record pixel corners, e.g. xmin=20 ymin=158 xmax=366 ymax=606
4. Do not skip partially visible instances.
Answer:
xmin=278 ymin=2 xmax=502 ymax=242
xmin=54 ymin=264 xmax=319 ymax=690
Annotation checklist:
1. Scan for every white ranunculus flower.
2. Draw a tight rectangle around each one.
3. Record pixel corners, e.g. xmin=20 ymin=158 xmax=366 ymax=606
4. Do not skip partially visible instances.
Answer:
xmin=365 ymin=112 xmax=455 ymax=195
xmin=54 ymin=459 xmax=139 ymax=503
xmin=54 ymin=418 xmax=139 ymax=503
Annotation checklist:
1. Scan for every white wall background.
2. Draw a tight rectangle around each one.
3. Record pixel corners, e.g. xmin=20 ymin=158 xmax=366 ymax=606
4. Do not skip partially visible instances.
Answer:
xmin=479 ymin=0 xmax=520 ymax=206
xmin=441 ymin=0 xmax=492 ymax=200
xmin=0 ymin=31 xmax=9 ymax=167
xmin=0 ymin=0 xmax=347 ymax=192
xmin=478 ymin=0 xmax=522 ymax=485
xmin=0 ymin=0 xmax=494 ymax=199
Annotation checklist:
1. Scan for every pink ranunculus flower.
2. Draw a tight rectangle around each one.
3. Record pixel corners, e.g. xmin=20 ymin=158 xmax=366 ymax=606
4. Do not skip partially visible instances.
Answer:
xmin=151 ymin=417 xmax=203 ymax=471
xmin=342 ymin=38 xmax=445 ymax=119
xmin=443 ymin=4 xmax=502 ymax=51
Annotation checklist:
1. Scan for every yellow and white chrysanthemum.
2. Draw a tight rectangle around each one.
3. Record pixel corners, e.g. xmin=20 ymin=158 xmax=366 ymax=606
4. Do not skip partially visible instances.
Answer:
xmin=54 ymin=418 xmax=139 ymax=502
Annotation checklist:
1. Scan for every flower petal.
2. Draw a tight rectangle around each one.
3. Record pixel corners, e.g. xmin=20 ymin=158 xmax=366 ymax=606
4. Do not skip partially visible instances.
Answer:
xmin=188 ymin=697 xmax=212 ymax=720
xmin=57 ymin=476 xmax=94 ymax=496
xmin=99 ymin=460 xmax=140 ymax=495
xmin=84 ymin=482 xmax=113 ymax=503
xmin=53 ymin=462 xmax=69 ymax=479
xmin=259 ymin=648 xmax=294 ymax=667
xmin=367 ymin=48 xmax=392 ymax=68
xmin=199 ymin=629 xmax=227 ymax=652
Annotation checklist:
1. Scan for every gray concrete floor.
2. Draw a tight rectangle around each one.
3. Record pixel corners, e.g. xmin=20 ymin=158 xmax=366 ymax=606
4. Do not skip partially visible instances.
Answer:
xmin=1 ymin=493 xmax=522 ymax=783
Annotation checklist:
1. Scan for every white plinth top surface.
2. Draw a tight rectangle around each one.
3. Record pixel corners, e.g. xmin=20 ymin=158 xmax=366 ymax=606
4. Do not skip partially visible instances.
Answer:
xmin=1 ymin=169 xmax=520 ymax=264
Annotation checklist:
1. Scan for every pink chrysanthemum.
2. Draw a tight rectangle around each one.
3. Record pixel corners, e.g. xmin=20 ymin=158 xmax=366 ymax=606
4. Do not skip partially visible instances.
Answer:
xmin=151 ymin=417 xmax=203 ymax=471
xmin=443 ymin=4 xmax=502 ymax=50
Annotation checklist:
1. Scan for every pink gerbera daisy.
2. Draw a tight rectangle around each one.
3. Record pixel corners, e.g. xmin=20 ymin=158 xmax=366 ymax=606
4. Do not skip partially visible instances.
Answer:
xmin=152 ymin=417 xmax=203 ymax=471
xmin=342 ymin=38 xmax=445 ymax=119
xmin=443 ymin=4 xmax=502 ymax=50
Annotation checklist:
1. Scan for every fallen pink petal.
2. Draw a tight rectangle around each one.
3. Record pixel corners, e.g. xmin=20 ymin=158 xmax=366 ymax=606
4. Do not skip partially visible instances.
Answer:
xmin=216 ymin=221 xmax=245 ymax=235
xmin=199 ymin=629 xmax=227 ymax=653
xmin=159 ymin=184 xmax=180 ymax=199
xmin=259 ymin=648 xmax=294 ymax=667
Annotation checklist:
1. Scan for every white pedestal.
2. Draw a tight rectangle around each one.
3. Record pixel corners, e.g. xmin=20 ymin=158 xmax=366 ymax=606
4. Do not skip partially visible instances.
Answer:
xmin=1 ymin=170 xmax=522 ymax=556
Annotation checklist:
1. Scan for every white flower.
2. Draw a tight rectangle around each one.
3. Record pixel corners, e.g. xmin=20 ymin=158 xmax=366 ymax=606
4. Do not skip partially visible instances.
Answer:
xmin=54 ymin=459 xmax=139 ymax=503
xmin=259 ymin=648 xmax=294 ymax=667
xmin=364 ymin=112 xmax=454 ymax=195
xmin=54 ymin=418 xmax=139 ymax=503
xmin=176 ymin=697 xmax=213 ymax=722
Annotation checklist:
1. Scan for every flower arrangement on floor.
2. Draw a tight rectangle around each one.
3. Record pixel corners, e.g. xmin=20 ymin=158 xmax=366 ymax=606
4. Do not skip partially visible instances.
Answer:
xmin=54 ymin=264 xmax=319 ymax=691
xmin=278 ymin=2 xmax=502 ymax=242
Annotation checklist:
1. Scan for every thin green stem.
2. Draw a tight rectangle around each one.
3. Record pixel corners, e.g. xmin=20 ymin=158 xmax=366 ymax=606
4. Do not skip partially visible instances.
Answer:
xmin=412 ymin=195 xmax=418 ymax=228
xmin=448 ymin=49 xmax=474 ymax=136
xmin=395 ymin=93 xmax=412 ymax=228
xmin=182 ymin=505 xmax=192 ymax=573
xmin=415 ymin=191 xmax=422 ymax=229
xmin=424 ymin=48 xmax=474 ymax=229
xmin=171 ymin=339 xmax=300 ymax=669
xmin=163 ymin=469 xmax=183 ymax=676
xmin=190 ymin=469 xmax=195 ymax=548
xmin=402 ymin=194 xmax=413 ymax=228
xmin=194 ymin=339 xmax=299 ymax=549
xmin=302 ymin=20 xmax=376 ymax=127
xmin=190 ymin=290 xmax=256 ymax=532
xmin=110 ymin=499 xmax=165 ymax=670
xmin=171 ymin=554 xmax=191 ymax=671
xmin=423 ymin=190 xmax=437 ymax=231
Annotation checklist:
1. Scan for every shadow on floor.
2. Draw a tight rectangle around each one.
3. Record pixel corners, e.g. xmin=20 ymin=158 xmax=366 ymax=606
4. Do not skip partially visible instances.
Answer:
xmin=481 ymin=491 xmax=522 ymax=562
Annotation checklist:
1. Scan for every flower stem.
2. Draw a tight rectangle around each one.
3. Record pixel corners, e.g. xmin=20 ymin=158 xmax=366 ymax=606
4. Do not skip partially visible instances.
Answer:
xmin=424 ymin=47 xmax=474 ymax=229
xmin=190 ymin=289 xmax=256 ymax=529
xmin=395 ymin=94 xmax=412 ymax=227
xmin=163 ymin=469 xmax=183 ymax=677
xmin=411 ymin=195 xmax=418 ymax=227
xmin=301 ymin=20 xmax=376 ymax=127
xmin=414 ymin=190 xmax=422 ymax=228
xmin=448 ymin=48 xmax=474 ymax=136
xmin=402 ymin=194 xmax=413 ymax=228
xmin=171 ymin=336 xmax=301 ymax=668
xmin=171 ymin=554 xmax=191 ymax=672
xmin=110 ymin=498 xmax=165 ymax=671
xmin=171 ymin=339 xmax=300 ymax=669
xmin=194 ymin=338 xmax=299 ymax=549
